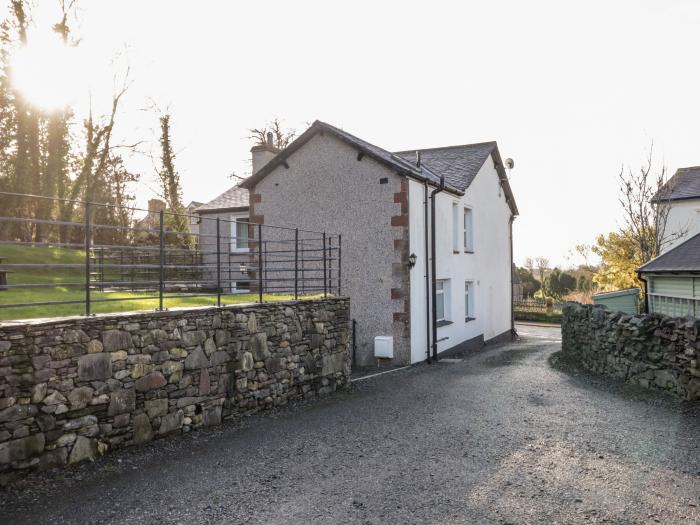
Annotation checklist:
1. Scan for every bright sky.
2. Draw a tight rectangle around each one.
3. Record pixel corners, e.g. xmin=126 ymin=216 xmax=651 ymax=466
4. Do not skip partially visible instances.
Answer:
xmin=6 ymin=0 xmax=700 ymax=268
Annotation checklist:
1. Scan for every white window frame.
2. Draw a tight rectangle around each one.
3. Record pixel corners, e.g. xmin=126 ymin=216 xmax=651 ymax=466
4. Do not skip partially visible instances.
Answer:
xmin=465 ymin=280 xmax=475 ymax=321
xmin=230 ymin=213 xmax=249 ymax=253
xmin=436 ymin=279 xmax=451 ymax=323
xmin=464 ymin=207 xmax=474 ymax=253
xmin=452 ymin=202 xmax=460 ymax=252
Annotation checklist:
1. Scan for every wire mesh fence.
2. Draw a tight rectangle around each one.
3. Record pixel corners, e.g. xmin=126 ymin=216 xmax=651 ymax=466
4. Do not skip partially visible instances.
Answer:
xmin=0 ymin=191 xmax=340 ymax=321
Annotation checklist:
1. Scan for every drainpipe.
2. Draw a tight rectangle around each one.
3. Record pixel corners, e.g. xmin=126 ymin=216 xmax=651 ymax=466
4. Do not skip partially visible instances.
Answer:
xmin=423 ymin=181 xmax=431 ymax=363
xmin=430 ymin=175 xmax=445 ymax=361
xmin=509 ymin=214 xmax=516 ymax=338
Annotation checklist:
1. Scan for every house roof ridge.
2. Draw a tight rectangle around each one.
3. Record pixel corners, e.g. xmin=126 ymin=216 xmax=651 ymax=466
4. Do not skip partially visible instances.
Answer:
xmin=393 ymin=141 xmax=497 ymax=154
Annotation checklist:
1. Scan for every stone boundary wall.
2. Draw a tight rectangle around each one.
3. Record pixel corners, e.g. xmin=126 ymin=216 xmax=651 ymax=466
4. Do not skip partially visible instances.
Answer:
xmin=0 ymin=298 xmax=350 ymax=483
xmin=561 ymin=302 xmax=699 ymax=401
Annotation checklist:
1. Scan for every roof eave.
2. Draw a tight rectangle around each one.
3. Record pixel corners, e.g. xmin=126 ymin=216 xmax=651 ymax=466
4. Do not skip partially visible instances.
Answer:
xmin=489 ymin=146 xmax=519 ymax=216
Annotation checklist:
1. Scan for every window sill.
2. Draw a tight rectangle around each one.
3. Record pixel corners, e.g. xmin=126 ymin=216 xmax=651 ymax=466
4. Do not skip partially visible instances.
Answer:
xmin=465 ymin=317 xmax=476 ymax=323
xmin=436 ymin=320 xmax=453 ymax=328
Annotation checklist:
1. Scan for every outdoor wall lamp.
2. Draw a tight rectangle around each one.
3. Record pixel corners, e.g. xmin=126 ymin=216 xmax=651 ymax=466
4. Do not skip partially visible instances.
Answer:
xmin=239 ymin=262 xmax=247 ymax=274
xmin=408 ymin=253 xmax=417 ymax=268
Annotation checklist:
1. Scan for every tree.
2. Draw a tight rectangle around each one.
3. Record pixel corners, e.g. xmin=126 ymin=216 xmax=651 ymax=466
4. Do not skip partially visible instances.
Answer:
xmin=546 ymin=268 xmax=576 ymax=297
xmin=534 ymin=256 xmax=549 ymax=292
xmin=517 ymin=267 xmax=540 ymax=298
xmin=524 ymin=256 xmax=535 ymax=275
xmin=618 ymin=144 xmax=683 ymax=262
xmin=249 ymin=118 xmax=296 ymax=149
xmin=592 ymin=230 xmax=644 ymax=291
xmin=156 ymin=113 xmax=189 ymax=243
xmin=577 ymin=274 xmax=592 ymax=292
xmin=593 ymin=145 xmax=681 ymax=292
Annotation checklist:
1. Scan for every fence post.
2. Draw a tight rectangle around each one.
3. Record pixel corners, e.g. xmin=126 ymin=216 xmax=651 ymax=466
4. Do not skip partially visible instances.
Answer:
xmin=84 ymin=202 xmax=91 ymax=316
xmin=216 ymin=217 xmax=221 ymax=307
xmin=258 ymin=223 xmax=263 ymax=303
xmin=294 ymin=228 xmax=299 ymax=300
xmin=328 ymin=236 xmax=333 ymax=297
xmin=338 ymin=234 xmax=342 ymax=296
xmin=158 ymin=209 xmax=164 ymax=311
xmin=323 ymin=232 xmax=327 ymax=298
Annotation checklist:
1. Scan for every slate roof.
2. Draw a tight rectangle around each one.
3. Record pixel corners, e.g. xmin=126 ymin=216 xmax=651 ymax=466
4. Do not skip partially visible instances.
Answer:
xmin=394 ymin=142 xmax=497 ymax=194
xmin=654 ymin=166 xmax=700 ymax=202
xmin=196 ymin=184 xmax=249 ymax=213
xmin=241 ymin=120 xmax=518 ymax=215
xmin=638 ymin=232 xmax=700 ymax=273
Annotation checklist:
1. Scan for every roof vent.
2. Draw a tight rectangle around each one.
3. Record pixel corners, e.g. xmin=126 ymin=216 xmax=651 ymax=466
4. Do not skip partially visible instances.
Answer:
xmin=415 ymin=151 xmax=421 ymax=167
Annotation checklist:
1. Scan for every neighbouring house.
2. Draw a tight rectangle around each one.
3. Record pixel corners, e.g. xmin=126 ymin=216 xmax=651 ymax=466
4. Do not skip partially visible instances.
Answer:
xmin=655 ymin=166 xmax=700 ymax=253
xmin=241 ymin=120 xmax=518 ymax=366
xmin=638 ymin=232 xmax=700 ymax=317
xmin=185 ymin=200 xmax=204 ymax=237
xmin=195 ymin=183 xmax=251 ymax=293
xmin=133 ymin=198 xmax=166 ymax=244
xmin=638 ymin=166 xmax=700 ymax=316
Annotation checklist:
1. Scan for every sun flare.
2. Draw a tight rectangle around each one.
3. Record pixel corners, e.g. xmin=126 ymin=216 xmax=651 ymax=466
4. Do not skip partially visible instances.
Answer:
xmin=10 ymin=31 xmax=85 ymax=111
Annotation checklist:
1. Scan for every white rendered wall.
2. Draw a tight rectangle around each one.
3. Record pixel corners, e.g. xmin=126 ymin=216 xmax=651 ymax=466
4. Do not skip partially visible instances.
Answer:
xmin=408 ymin=156 xmax=513 ymax=363
xmin=663 ymin=199 xmax=700 ymax=253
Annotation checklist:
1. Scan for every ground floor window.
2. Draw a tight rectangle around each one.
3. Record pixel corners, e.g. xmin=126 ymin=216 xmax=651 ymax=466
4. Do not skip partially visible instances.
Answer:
xmin=649 ymin=294 xmax=698 ymax=317
xmin=465 ymin=280 xmax=475 ymax=320
xmin=436 ymin=279 xmax=450 ymax=322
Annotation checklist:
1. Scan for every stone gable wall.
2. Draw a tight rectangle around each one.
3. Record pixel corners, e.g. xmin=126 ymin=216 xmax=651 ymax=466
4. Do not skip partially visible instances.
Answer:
xmin=562 ymin=302 xmax=700 ymax=400
xmin=0 ymin=298 xmax=350 ymax=482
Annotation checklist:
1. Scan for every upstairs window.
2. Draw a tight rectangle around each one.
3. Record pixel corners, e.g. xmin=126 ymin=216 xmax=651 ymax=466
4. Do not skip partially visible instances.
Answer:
xmin=231 ymin=215 xmax=249 ymax=252
xmin=452 ymin=202 xmax=460 ymax=252
xmin=464 ymin=207 xmax=474 ymax=252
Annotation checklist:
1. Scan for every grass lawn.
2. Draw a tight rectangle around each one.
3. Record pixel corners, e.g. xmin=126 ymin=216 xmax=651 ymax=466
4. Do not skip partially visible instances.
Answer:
xmin=0 ymin=244 xmax=321 ymax=321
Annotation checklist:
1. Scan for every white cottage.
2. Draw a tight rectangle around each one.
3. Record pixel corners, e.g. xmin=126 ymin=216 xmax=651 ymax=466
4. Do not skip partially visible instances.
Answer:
xmin=241 ymin=121 xmax=518 ymax=366
xmin=638 ymin=166 xmax=700 ymax=316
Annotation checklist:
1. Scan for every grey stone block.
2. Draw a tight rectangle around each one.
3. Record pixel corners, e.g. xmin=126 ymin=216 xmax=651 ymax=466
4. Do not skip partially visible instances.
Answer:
xmin=107 ymin=388 xmax=135 ymax=416
xmin=78 ymin=353 xmax=112 ymax=382
xmin=102 ymin=330 xmax=133 ymax=352
xmin=133 ymin=413 xmax=153 ymax=445
xmin=0 ymin=433 xmax=45 ymax=463
xmin=184 ymin=346 xmax=210 ymax=369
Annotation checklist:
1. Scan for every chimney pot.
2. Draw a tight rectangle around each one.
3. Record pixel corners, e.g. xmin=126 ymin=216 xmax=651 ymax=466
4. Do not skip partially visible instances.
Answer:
xmin=266 ymin=132 xmax=274 ymax=146
xmin=416 ymin=151 xmax=422 ymax=167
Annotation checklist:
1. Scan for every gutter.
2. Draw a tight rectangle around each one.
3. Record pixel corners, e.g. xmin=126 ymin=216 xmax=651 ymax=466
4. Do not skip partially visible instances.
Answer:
xmin=430 ymin=174 xmax=445 ymax=362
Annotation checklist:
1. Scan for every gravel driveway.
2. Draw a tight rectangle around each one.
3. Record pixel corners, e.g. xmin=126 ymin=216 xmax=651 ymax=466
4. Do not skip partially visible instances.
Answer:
xmin=2 ymin=324 xmax=699 ymax=524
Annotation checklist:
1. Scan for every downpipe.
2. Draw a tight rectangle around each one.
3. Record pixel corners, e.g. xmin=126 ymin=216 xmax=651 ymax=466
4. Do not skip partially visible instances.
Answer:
xmin=430 ymin=175 xmax=445 ymax=362
xmin=424 ymin=181 xmax=431 ymax=363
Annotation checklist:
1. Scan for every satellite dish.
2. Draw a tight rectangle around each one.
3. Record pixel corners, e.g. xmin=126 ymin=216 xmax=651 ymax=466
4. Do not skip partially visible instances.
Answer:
xmin=505 ymin=158 xmax=515 ymax=170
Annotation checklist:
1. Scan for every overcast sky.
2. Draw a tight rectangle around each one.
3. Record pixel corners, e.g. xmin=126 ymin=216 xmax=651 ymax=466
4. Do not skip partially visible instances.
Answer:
xmin=8 ymin=0 xmax=700 ymax=267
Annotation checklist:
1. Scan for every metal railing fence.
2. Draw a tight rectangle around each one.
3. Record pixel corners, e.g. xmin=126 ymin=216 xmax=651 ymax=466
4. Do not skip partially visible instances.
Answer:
xmin=513 ymin=299 xmax=564 ymax=313
xmin=0 ymin=191 xmax=340 ymax=319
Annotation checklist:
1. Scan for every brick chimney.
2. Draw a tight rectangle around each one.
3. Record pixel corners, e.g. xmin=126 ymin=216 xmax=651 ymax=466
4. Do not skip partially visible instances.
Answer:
xmin=147 ymin=199 xmax=166 ymax=222
xmin=251 ymin=131 xmax=280 ymax=175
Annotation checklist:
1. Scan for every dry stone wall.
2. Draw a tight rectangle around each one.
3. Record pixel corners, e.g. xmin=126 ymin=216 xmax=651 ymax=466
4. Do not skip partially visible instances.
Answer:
xmin=0 ymin=298 xmax=350 ymax=482
xmin=562 ymin=302 xmax=700 ymax=401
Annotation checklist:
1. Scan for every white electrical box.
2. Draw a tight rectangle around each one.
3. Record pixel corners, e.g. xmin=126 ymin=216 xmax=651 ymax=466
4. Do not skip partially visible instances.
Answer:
xmin=374 ymin=336 xmax=394 ymax=358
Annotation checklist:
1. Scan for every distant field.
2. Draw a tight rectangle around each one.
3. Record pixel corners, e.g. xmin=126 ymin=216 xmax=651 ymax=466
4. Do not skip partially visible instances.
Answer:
xmin=0 ymin=244 xmax=318 ymax=321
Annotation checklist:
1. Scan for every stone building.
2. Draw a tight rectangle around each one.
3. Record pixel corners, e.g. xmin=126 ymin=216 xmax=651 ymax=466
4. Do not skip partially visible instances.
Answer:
xmin=241 ymin=121 xmax=518 ymax=366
